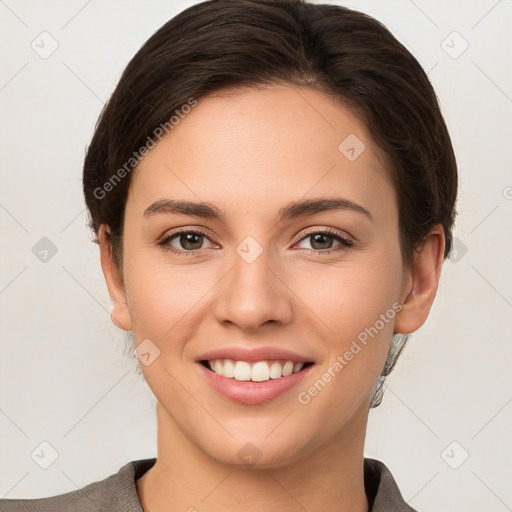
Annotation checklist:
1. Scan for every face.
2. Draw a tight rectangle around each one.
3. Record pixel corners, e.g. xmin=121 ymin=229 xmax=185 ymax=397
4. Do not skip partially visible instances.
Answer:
xmin=101 ymin=85 xmax=439 ymax=469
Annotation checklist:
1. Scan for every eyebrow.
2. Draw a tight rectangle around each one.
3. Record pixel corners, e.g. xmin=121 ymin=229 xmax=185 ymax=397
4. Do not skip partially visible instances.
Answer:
xmin=143 ymin=197 xmax=373 ymax=222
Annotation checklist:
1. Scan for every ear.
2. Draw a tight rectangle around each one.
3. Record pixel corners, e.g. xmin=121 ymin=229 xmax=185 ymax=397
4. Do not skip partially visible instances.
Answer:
xmin=98 ymin=225 xmax=132 ymax=331
xmin=394 ymin=224 xmax=445 ymax=334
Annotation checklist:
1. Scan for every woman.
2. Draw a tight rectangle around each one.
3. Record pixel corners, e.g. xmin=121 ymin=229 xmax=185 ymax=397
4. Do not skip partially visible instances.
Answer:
xmin=1 ymin=0 xmax=457 ymax=510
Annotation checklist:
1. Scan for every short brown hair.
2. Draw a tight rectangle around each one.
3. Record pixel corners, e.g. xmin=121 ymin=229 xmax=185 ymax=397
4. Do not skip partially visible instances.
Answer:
xmin=82 ymin=0 xmax=458 ymax=406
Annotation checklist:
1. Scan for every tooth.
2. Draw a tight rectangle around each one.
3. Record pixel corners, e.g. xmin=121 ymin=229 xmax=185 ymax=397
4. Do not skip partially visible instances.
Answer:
xmin=282 ymin=361 xmax=294 ymax=376
xmin=269 ymin=361 xmax=283 ymax=379
xmin=223 ymin=359 xmax=235 ymax=378
xmin=208 ymin=358 xmax=305 ymax=380
xmin=234 ymin=361 xmax=251 ymax=381
xmin=293 ymin=362 xmax=304 ymax=373
xmin=214 ymin=360 xmax=223 ymax=375
xmin=251 ymin=361 xmax=270 ymax=382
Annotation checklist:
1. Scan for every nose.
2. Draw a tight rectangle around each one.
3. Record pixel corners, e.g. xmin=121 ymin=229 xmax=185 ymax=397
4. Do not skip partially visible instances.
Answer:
xmin=213 ymin=243 xmax=294 ymax=332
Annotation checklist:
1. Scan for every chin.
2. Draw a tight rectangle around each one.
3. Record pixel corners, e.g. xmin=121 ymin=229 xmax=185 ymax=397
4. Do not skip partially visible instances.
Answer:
xmin=192 ymin=425 xmax=320 ymax=471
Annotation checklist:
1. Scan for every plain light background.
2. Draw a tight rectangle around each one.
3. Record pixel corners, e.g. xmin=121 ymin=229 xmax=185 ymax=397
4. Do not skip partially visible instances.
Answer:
xmin=1 ymin=0 xmax=511 ymax=510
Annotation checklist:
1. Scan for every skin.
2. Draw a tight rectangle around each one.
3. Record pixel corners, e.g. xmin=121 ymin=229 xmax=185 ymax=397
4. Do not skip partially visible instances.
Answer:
xmin=99 ymin=84 xmax=444 ymax=512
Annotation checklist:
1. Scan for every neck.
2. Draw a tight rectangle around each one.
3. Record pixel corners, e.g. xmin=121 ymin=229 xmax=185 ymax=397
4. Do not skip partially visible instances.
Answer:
xmin=137 ymin=402 xmax=370 ymax=512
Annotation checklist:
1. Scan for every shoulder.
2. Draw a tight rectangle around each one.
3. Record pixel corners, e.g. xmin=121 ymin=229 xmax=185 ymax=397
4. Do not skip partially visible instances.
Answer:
xmin=0 ymin=458 xmax=156 ymax=512
xmin=364 ymin=458 xmax=418 ymax=512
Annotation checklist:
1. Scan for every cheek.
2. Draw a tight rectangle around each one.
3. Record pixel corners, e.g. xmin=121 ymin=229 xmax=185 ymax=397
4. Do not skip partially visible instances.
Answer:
xmin=124 ymin=259 xmax=214 ymax=342
xmin=292 ymin=260 xmax=401 ymax=428
xmin=292 ymin=251 xmax=403 ymax=341
xmin=290 ymin=250 xmax=403 ymax=406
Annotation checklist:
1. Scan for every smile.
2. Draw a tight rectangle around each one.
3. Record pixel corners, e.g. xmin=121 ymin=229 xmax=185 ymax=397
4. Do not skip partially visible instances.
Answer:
xmin=201 ymin=359 xmax=313 ymax=382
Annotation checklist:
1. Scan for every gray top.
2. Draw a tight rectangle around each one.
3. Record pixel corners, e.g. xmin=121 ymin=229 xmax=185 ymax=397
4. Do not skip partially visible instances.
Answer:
xmin=0 ymin=457 xmax=417 ymax=511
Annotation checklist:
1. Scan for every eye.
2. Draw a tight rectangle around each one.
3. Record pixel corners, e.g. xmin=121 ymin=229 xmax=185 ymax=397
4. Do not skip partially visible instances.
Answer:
xmin=157 ymin=227 xmax=354 ymax=256
xmin=157 ymin=228 xmax=216 ymax=255
xmin=294 ymin=228 xmax=353 ymax=254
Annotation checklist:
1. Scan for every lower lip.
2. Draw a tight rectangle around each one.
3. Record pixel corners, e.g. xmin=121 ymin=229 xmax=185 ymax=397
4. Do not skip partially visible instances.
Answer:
xmin=197 ymin=363 xmax=313 ymax=405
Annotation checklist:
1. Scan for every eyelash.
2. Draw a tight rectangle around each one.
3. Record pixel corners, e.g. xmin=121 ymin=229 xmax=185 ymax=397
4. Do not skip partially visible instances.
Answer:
xmin=157 ymin=227 xmax=353 ymax=256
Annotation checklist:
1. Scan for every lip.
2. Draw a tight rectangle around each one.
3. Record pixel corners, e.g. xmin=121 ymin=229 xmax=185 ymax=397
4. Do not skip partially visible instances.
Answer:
xmin=197 ymin=361 xmax=314 ymax=405
xmin=197 ymin=346 xmax=314 ymax=364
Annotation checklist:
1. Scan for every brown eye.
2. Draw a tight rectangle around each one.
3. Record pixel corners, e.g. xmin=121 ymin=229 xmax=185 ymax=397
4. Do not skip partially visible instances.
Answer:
xmin=158 ymin=229 xmax=215 ymax=255
xmin=296 ymin=229 xmax=353 ymax=254
xmin=309 ymin=233 xmax=336 ymax=250
xmin=177 ymin=232 xmax=205 ymax=251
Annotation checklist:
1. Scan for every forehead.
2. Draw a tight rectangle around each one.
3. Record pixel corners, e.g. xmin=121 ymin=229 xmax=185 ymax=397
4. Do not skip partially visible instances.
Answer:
xmin=128 ymin=85 xmax=396 ymax=224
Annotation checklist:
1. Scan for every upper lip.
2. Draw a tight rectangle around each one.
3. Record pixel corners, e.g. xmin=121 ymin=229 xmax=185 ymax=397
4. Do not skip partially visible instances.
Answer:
xmin=197 ymin=346 xmax=314 ymax=364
